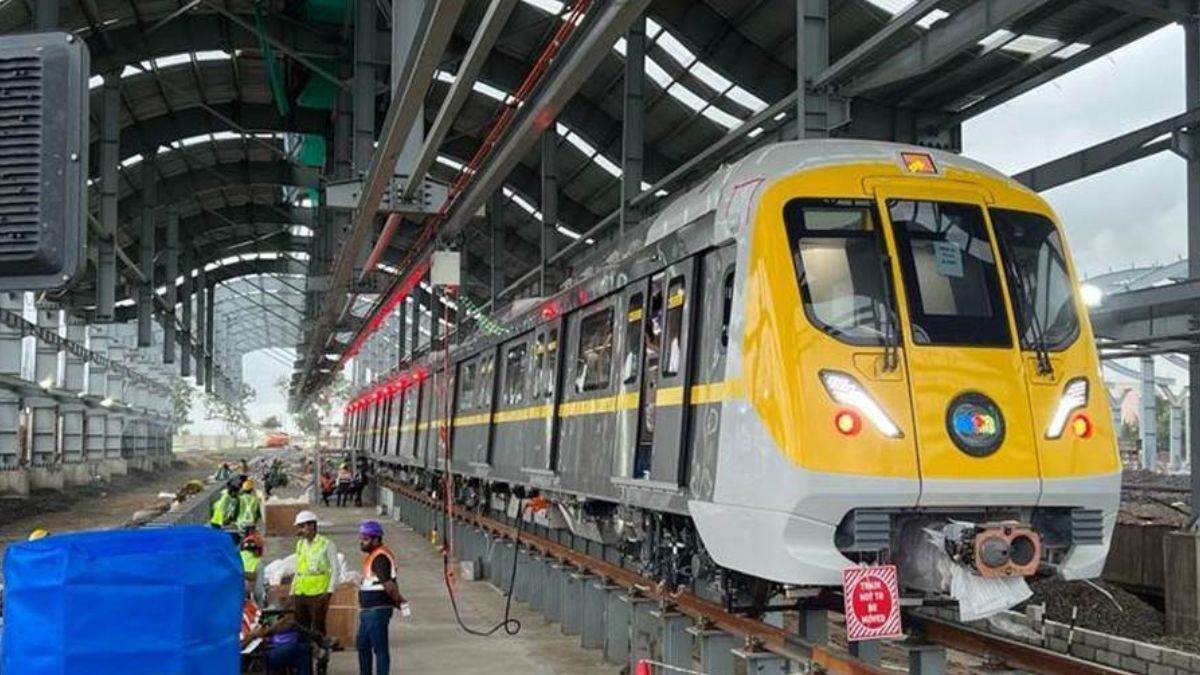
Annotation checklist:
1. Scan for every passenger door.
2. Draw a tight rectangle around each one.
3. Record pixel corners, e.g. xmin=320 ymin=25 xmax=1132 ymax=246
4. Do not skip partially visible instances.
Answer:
xmin=876 ymin=189 xmax=1042 ymax=505
xmin=612 ymin=283 xmax=646 ymax=478
xmin=647 ymin=258 xmax=698 ymax=487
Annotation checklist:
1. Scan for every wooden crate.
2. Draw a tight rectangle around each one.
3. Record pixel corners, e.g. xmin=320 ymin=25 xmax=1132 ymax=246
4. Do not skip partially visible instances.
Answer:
xmin=263 ymin=502 xmax=305 ymax=536
xmin=326 ymin=582 xmax=360 ymax=648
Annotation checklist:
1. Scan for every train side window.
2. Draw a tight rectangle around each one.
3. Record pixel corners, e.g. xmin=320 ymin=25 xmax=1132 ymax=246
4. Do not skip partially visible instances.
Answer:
xmin=477 ymin=354 xmax=494 ymax=408
xmin=662 ymin=277 xmax=686 ymax=377
xmin=622 ymin=293 xmax=644 ymax=384
xmin=534 ymin=334 xmax=546 ymax=396
xmin=720 ymin=266 xmax=735 ymax=353
xmin=505 ymin=343 xmax=528 ymax=405
xmin=460 ymin=361 xmax=477 ymax=411
xmin=544 ymin=328 xmax=559 ymax=399
xmin=575 ymin=308 xmax=614 ymax=393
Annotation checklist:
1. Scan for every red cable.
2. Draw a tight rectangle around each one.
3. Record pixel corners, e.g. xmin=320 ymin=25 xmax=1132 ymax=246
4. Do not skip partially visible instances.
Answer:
xmin=345 ymin=0 xmax=594 ymax=361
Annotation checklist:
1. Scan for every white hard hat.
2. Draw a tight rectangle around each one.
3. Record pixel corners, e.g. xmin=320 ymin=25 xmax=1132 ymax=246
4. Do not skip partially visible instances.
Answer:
xmin=294 ymin=510 xmax=319 ymax=526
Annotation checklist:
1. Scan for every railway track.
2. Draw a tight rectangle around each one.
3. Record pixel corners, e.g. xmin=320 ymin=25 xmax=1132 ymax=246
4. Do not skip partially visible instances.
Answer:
xmin=384 ymin=480 xmax=1126 ymax=674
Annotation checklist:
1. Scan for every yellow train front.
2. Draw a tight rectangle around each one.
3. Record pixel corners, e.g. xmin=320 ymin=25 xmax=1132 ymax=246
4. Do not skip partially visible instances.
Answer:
xmin=697 ymin=140 xmax=1119 ymax=590
xmin=353 ymin=139 xmax=1119 ymax=598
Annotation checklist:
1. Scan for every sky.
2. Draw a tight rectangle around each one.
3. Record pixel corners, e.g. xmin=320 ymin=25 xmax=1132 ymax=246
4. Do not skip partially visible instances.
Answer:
xmin=188 ymin=23 xmax=1193 ymax=432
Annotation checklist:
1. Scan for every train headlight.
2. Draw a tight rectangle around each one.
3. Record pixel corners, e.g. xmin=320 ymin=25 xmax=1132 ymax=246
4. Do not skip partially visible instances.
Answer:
xmin=1045 ymin=377 xmax=1089 ymax=439
xmin=819 ymin=370 xmax=903 ymax=438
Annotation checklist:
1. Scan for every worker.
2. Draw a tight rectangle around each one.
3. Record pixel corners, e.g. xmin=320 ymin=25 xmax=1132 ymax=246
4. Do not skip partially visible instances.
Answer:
xmin=242 ymin=595 xmax=313 ymax=675
xmin=240 ymin=531 xmax=264 ymax=580
xmin=335 ymin=463 xmax=353 ymax=507
xmin=237 ymin=478 xmax=261 ymax=531
xmin=28 ymin=528 xmax=49 ymax=541
xmin=214 ymin=462 xmax=232 ymax=481
xmin=210 ymin=481 xmax=240 ymax=529
xmin=291 ymin=510 xmax=339 ymax=637
xmin=357 ymin=520 xmax=406 ymax=675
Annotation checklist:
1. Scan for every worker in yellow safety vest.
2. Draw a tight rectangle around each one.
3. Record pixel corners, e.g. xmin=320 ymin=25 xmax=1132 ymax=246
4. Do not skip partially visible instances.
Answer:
xmin=237 ymin=479 xmax=261 ymax=531
xmin=210 ymin=482 xmax=240 ymax=528
xmin=291 ymin=510 xmax=339 ymax=637
xmin=240 ymin=531 xmax=264 ymax=579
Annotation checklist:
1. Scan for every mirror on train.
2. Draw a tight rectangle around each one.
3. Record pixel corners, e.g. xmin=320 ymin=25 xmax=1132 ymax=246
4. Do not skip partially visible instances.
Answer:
xmin=0 ymin=31 xmax=89 ymax=291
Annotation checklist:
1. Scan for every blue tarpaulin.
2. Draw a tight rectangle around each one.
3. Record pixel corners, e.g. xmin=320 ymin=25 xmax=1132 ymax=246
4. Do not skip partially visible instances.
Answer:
xmin=2 ymin=526 xmax=242 ymax=675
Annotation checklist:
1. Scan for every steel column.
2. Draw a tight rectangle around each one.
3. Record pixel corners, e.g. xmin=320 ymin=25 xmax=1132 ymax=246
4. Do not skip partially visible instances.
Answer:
xmin=689 ymin=626 xmax=735 ymax=673
xmin=105 ymin=328 xmax=126 ymax=463
xmin=181 ymin=251 xmax=193 ymax=377
xmin=97 ymin=73 xmax=120 ymax=322
xmin=205 ymin=281 xmax=215 ymax=392
xmin=85 ymin=326 xmax=108 ymax=464
xmin=489 ymin=191 xmax=505 ymax=305
xmin=354 ymin=0 xmax=378 ymax=175
xmin=61 ymin=318 xmax=86 ymax=465
xmin=582 ymin=579 xmax=607 ymax=649
xmin=1187 ymin=17 xmax=1200 ymax=520
xmin=195 ymin=269 xmax=206 ymax=387
xmin=619 ymin=15 xmax=645 ymax=240
xmin=138 ymin=167 xmax=156 ymax=347
xmin=29 ymin=305 xmax=59 ymax=467
xmin=654 ymin=610 xmax=692 ymax=670
xmin=795 ymin=0 xmax=829 ymax=138
xmin=603 ymin=588 xmax=631 ymax=664
xmin=163 ymin=206 xmax=179 ymax=364
xmin=0 ymin=292 xmax=21 ymax=470
xmin=540 ymin=134 xmax=559 ymax=295
xmin=1141 ymin=356 xmax=1158 ymax=470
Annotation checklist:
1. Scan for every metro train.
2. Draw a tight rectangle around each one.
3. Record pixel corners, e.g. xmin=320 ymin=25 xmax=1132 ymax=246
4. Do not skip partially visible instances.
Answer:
xmin=347 ymin=140 xmax=1119 ymax=602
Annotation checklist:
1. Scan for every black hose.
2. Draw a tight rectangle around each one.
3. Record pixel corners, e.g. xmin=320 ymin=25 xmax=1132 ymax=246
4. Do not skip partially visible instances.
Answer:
xmin=440 ymin=496 xmax=522 ymax=637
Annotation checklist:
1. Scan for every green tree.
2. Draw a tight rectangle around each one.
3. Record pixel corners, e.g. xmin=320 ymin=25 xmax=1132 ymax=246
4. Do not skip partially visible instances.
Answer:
xmin=261 ymin=415 xmax=282 ymax=430
xmin=278 ymin=373 xmax=350 ymax=443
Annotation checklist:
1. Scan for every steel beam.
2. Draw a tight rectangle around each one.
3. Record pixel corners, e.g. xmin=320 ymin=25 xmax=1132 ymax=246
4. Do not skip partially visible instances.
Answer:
xmin=840 ymin=0 xmax=1055 ymax=97
xmin=620 ymin=16 xmax=645 ymax=239
xmin=300 ymin=0 xmax=463 ymax=395
xmin=814 ymin=0 xmax=944 ymax=89
xmin=1090 ymin=0 xmax=1192 ymax=23
xmin=404 ymin=0 xmax=519 ymax=199
xmin=1013 ymin=109 xmax=1200 ymax=192
xmin=437 ymin=0 xmax=651 ymax=243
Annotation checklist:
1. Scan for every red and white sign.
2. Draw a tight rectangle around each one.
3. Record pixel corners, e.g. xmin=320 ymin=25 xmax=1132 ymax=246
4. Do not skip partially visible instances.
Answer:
xmin=842 ymin=564 xmax=903 ymax=641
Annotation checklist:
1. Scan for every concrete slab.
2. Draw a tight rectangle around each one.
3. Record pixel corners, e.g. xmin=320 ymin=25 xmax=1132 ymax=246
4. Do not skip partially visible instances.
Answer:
xmin=105 ymin=458 xmax=127 ymax=477
xmin=263 ymin=503 xmax=614 ymax=675
xmin=61 ymin=463 xmax=92 ymax=486
xmin=0 ymin=469 xmax=29 ymax=496
xmin=27 ymin=466 xmax=64 ymax=491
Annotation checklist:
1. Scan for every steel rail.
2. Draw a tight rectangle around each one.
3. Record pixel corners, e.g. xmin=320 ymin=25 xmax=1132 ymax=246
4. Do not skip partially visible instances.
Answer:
xmin=387 ymin=480 xmax=1151 ymax=675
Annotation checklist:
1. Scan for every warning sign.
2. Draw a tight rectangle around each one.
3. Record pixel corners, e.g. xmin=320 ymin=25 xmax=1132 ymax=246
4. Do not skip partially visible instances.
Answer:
xmin=842 ymin=565 xmax=903 ymax=641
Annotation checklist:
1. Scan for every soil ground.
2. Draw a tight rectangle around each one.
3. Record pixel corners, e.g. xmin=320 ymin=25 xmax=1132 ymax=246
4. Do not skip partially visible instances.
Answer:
xmin=0 ymin=452 xmax=223 ymax=564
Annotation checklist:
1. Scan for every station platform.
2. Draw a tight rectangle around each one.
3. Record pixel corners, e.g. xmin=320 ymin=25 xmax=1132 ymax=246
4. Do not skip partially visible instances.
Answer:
xmin=263 ymin=503 xmax=613 ymax=675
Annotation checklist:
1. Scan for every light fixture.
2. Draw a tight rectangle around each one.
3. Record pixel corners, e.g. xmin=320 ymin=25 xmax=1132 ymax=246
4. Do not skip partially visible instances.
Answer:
xmin=819 ymin=370 xmax=903 ymax=438
xmin=100 ymin=397 xmax=115 ymax=408
xmin=1079 ymin=283 xmax=1103 ymax=308
xmin=38 ymin=377 xmax=54 ymax=390
xmin=834 ymin=409 xmax=862 ymax=436
xmin=1046 ymin=377 xmax=1088 ymax=439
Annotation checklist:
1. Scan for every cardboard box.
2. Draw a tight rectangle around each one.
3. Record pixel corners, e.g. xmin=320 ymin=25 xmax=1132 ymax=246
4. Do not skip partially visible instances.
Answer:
xmin=263 ymin=502 xmax=304 ymax=536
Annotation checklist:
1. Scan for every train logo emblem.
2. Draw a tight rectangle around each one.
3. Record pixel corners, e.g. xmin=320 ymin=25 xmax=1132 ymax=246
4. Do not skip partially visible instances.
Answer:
xmin=945 ymin=392 xmax=1006 ymax=457
xmin=842 ymin=565 xmax=903 ymax=641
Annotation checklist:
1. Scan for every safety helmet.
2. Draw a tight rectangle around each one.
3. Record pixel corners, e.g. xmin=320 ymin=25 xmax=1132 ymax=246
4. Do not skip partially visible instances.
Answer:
xmin=241 ymin=479 xmax=254 ymax=492
xmin=359 ymin=520 xmax=384 ymax=538
xmin=294 ymin=510 xmax=319 ymax=526
xmin=28 ymin=529 xmax=49 ymax=541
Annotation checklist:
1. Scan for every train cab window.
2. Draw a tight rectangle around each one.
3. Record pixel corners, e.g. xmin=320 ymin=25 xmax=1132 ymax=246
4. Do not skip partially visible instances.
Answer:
xmin=990 ymin=208 xmax=1080 ymax=351
xmin=622 ymin=293 xmax=644 ymax=384
xmin=662 ymin=278 xmax=686 ymax=377
xmin=720 ymin=266 xmax=735 ymax=353
xmin=575 ymin=308 xmax=614 ymax=393
xmin=505 ymin=343 xmax=528 ymax=405
xmin=887 ymin=200 xmax=1011 ymax=347
xmin=784 ymin=199 xmax=896 ymax=346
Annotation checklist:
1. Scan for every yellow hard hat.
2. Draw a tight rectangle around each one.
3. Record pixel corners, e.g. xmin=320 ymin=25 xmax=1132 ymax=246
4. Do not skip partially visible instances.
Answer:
xmin=28 ymin=529 xmax=49 ymax=541
xmin=241 ymin=479 xmax=254 ymax=491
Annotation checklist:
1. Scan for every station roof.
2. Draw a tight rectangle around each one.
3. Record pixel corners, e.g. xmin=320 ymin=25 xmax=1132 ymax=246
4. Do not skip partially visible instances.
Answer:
xmin=2 ymin=0 xmax=1181 ymax=396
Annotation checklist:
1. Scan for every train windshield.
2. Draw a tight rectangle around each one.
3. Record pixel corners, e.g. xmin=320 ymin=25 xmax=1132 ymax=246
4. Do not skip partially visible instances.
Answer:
xmin=990 ymin=208 xmax=1080 ymax=351
xmin=886 ymin=199 xmax=1012 ymax=347
xmin=784 ymin=198 xmax=896 ymax=346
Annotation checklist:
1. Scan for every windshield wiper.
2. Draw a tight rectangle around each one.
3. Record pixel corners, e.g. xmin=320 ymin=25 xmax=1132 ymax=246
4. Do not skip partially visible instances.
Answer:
xmin=1005 ymin=256 xmax=1054 ymax=376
